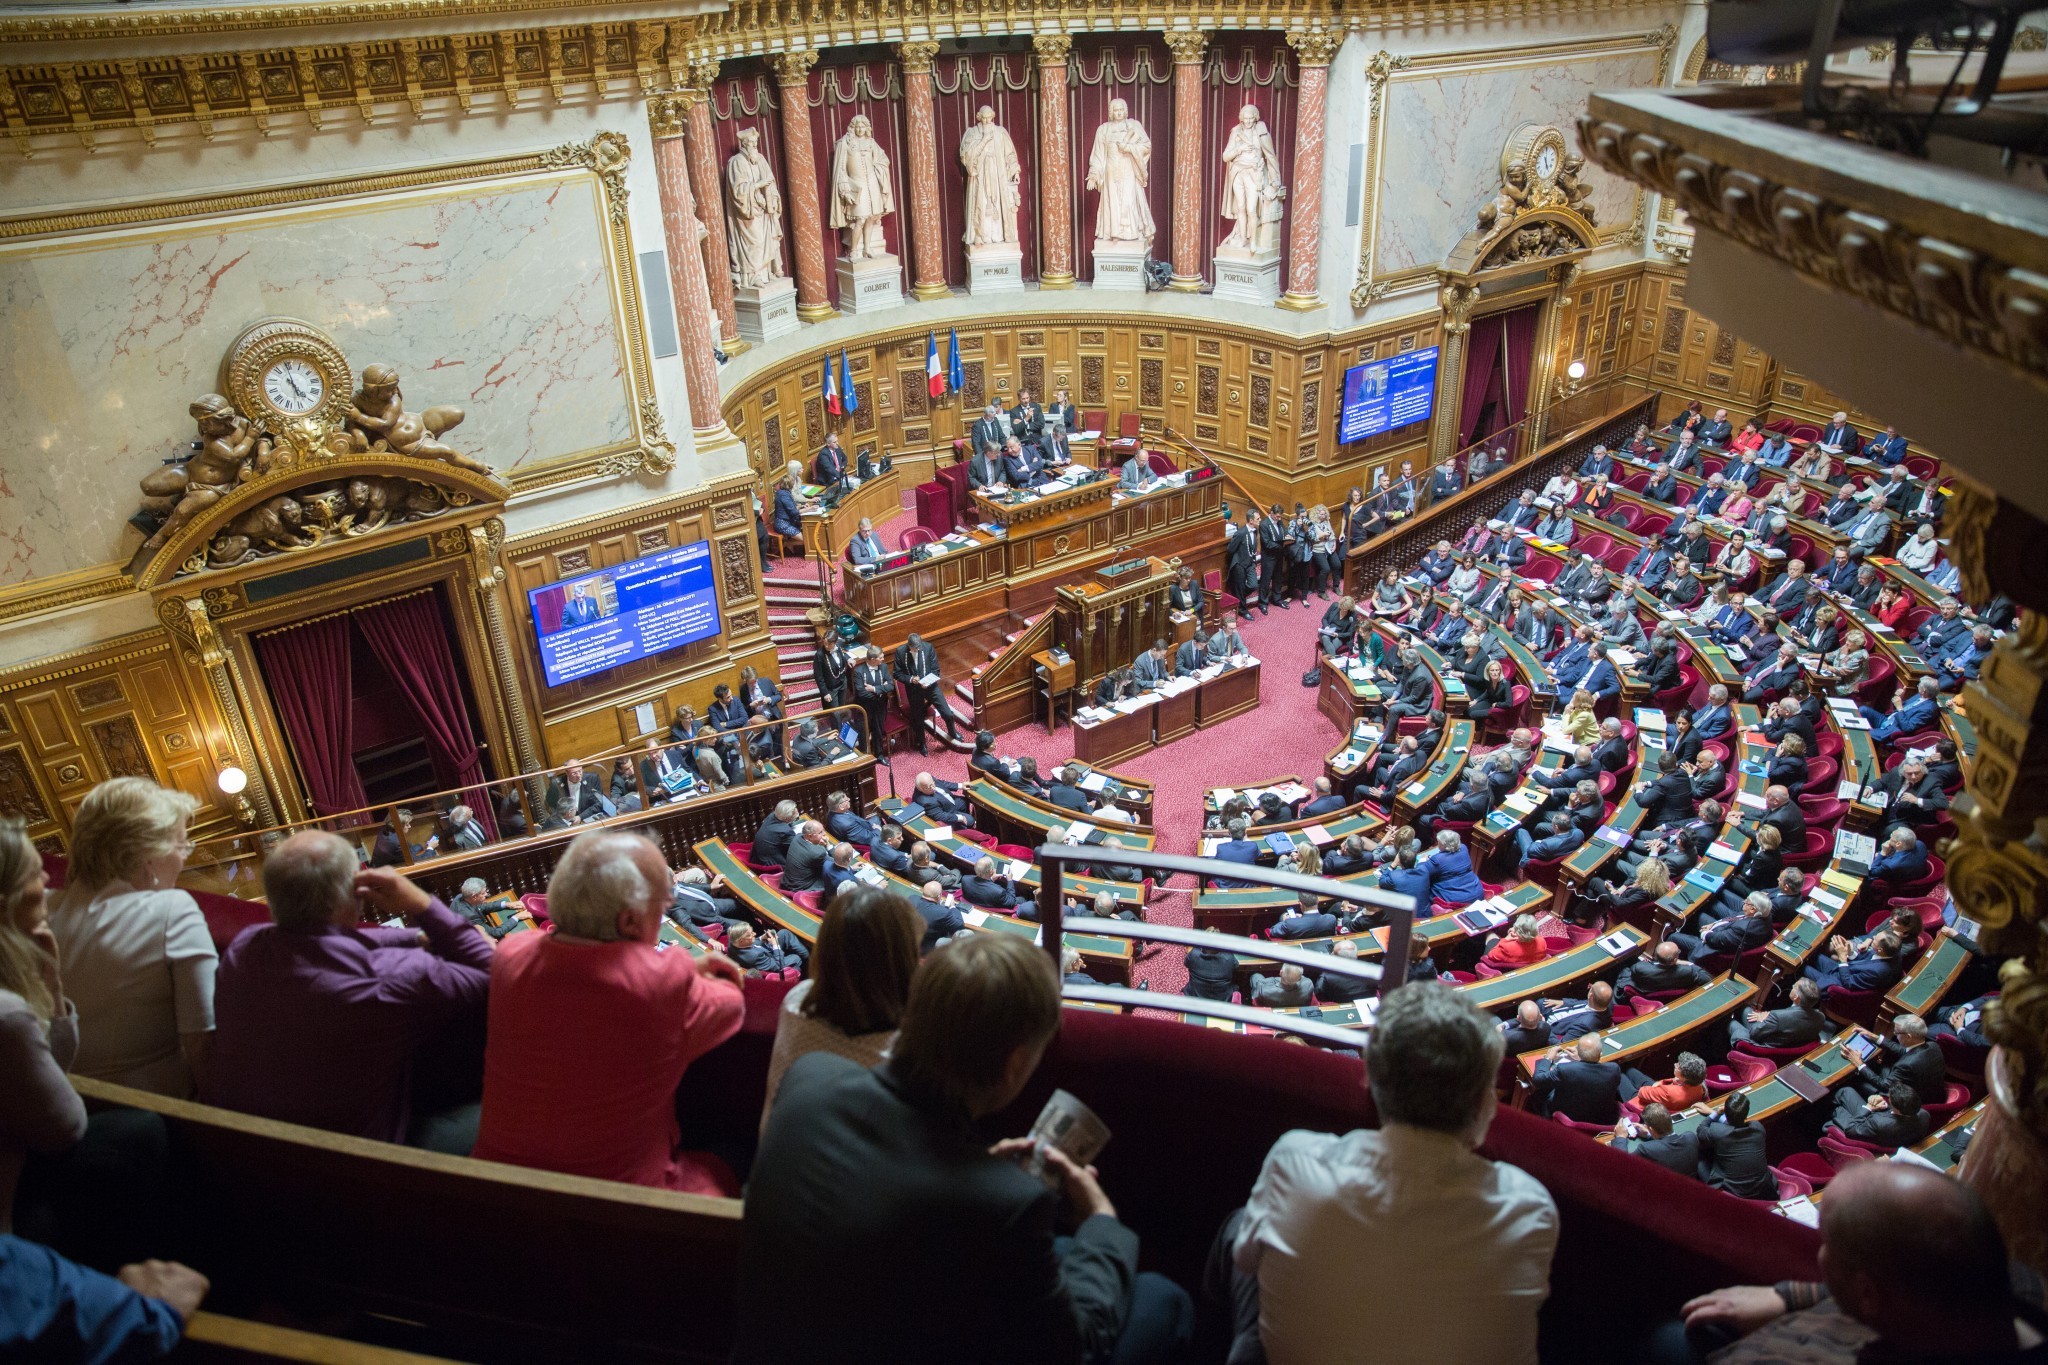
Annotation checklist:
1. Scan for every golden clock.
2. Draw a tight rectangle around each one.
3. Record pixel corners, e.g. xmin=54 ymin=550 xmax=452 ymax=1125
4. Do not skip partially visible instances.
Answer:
xmin=219 ymin=317 xmax=352 ymax=433
xmin=1501 ymin=123 xmax=1571 ymax=203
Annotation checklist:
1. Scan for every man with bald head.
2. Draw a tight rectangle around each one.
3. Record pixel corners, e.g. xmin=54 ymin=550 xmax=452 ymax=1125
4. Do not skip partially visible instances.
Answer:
xmin=204 ymin=831 xmax=494 ymax=1150
xmin=1669 ymin=1162 xmax=2036 ymax=1360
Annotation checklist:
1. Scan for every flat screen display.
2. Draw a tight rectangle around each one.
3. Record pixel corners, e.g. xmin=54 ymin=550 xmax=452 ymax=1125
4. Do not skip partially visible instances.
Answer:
xmin=527 ymin=540 xmax=722 ymax=688
xmin=1338 ymin=345 xmax=1439 ymax=444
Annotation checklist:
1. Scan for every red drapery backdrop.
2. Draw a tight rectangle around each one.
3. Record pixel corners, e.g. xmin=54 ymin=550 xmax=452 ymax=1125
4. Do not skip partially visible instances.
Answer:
xmin=1199 ymin=35 xmax=1297 ymax=287
xmin=710 ymin=65 xmax=789 ymax=289
xmin=1067 ymin=36 xmax=1175 ymax=284
xmin=353 ymin=588 xmax=498 ymax=840
xmin=931 ymin=50 xmax=1039 ymax=287
xmin=1501 ymin=303 xmax=1540 ymax=433
xmin=254 ymin=616 xmax=370 ymax=819
xmin=1456 ymin=302 xmax=1544 ymax=456
xmin=807 ymin=57 xmax=913 ymax=307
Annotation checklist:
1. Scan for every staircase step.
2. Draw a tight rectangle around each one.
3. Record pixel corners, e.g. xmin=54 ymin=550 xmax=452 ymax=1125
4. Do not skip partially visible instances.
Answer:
xmin=761 ymin=573 xmax=818 ymax=590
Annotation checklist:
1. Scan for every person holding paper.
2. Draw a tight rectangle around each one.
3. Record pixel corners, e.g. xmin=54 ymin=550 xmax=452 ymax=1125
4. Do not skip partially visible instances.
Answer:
xmin=893 ymin=633 xmax=960 ymax=754
xmin=962 ymin=857 xmax=1021 ymax=911
xmin=736 ymin=933 xmax=1191 ymax=1365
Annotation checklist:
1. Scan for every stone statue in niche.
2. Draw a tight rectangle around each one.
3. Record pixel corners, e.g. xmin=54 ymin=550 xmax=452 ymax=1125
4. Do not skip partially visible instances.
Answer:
xmin=828 ymin=114 xmax=895 ymax=260
xmin=132 ymin=393 xmax=273 ymax=561
xmin=343 ymin=365 xmax=489 ymax=475
xmin=1218 ymin=103 xmax=1285 ymax=257
xmin=1086 ymin=98 xmax=1155 ymax=249
xmin=724 ymin=127 xmax=788 ymax=287
xmin=959 ymin=105 xmax=1022 ymax=249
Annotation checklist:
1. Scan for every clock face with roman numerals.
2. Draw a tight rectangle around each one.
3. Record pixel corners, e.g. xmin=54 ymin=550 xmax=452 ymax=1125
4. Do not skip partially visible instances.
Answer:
xmin=262 ymin=358 xmax=326 ymax=415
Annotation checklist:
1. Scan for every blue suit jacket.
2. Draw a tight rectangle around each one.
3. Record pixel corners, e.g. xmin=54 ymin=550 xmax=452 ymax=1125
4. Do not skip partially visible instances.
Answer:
xmin=1867 ymin=434 xmax=1908 ymax=466
xmin=1581 ymin=660 xmax=1621 ymax=700
xmin=1691 ymin=704 xmax=1732 ymax=739
xmin=772 ymin=487 xmax=804 ymax=536
xmin=1821 ymin=954 xmax=1902 ymax=993
xmin=1299 ymin=795 xmax=1348 ymax=819
xmin=1873 ymin=696 xmax=1938 ymax=740
xmin=1211 ymin=839 xmax=1262 ymax=889
xmin=1550 ymin=641 xmax=1592 ymax=687
xmin=1424 ymin=847 xmax=1485 ymax=906
xmin=1872 ymin=844 xmax=1930 ymax=883
xmin=1377 ymin=863 xmax=1433 ymax=904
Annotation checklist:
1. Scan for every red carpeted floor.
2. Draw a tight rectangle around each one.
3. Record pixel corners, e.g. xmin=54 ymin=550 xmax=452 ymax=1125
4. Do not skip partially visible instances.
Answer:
xmin=875 ymin=591 xmax=1348 ymax=993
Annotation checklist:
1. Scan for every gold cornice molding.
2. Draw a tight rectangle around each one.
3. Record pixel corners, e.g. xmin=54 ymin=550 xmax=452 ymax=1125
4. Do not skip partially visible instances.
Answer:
xmin=0 ymin=0 xmax=702 ymax=46
xmin=1579 ymin=89 xmax=2048 ymax=387
xmin=0 ymin=627 xmax=176 ymax=689
xmin=0 ymin=564 xmax=135 ymax=628
xmin=504 ymin=468 xmax=758 ymax=553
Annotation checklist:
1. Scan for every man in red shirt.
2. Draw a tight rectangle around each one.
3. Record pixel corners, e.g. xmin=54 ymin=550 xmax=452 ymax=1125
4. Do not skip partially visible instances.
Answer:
xmin=473 ymin=831 xmax=746 ymax=1193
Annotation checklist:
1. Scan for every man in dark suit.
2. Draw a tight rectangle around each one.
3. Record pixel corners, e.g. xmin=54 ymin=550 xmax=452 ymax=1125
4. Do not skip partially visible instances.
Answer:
xmin=1210 ymin=818 xmax=1262 ymax=889
xmin=1226 ymin=510 xmax=1262 ymax=616
xmin=1045 ymin=765 xmax=1098 ymax=814
xmin=780 ymin=820 xmax=834 ymax=893
xmin=735 ymin=933 xmax=1186 ymax=1365
xmin=825 ymin=791 xmax=884 ymax=847
xmin=1173 ymin=629 xmax=1209 ymax=678
xmin=1591 ymin=721 xmax=1632 ymax=775
xmin=1428 ymin=460 xmax=1462 ymax=502
xmin=1548 ymin=982 xmax=1616 ymax=1043
xmin=1531 ymin=1034 xmax=1633 ymax=1124
xmin=1690 ymin=687 xmax=1733 ymax=741
xmin=1502 ymin=1000 xmax=1552 ymax=1057
xmin=1846 ymin=1015 xmax=1946 ymax=1106
xmin=1614 ymin=1105 xmax=1701 ymax=1179
xmin=1620 ymin=940 xmax=1713 ymax=998
xmin=1183 ymin=944 xmax=1238 ymax=1001
xmin=904 ymin=879 xmax=964 ymax=950
xmin=1641 ymin=461 xmax=1679 ymax=504
xmin=545 ymin=762 xmax=606 ymax=822
xmin=1130 ymin=640 xmax=1171 ymax=689
xmin=962 ymin=856 xmax=1020 ymax=910
xmin=667 ymin=867 xmax=743 ymax=932
xmin=1741 ymin=642 xmax=1804 ymax=705
xmin=752 ymin=800 xmax=801 ymax=868
xmin=1729 ymin=977 xmax=1827 ymax=1050
xmin=849 ymin=648 xmax=894 ymax=755
xmin=1876 ymin=758 xmax=1949 ymax=833
xmin=912 ymin=773 xmax=974 ymax=828
xmin=1695 ymin=1092 xmax=1773 ymax=1199
xmin=1750 ymin=786 xmax=1807 ymax=848
xmin=1636 ymin=751 xmax=1698 ymax=830
xmin=968 ymin=443 xmax=1005 ymax=491
xmin=847 ymin=518 xmax=887 ymax=568
xmin=814 ymin=434 xmax=850 ymax=486
xmin=1298 ymin=777 xmax=1346 ymax=820
xmin=1869 ymin=829 xmax=1932 ymax=889
xmin=1834 ymin=1080 xmax=1932 ymax=1147
xmin=729 ymin=922 xmax=809 ymax=975
xmin=1514 ymin=782 xmax=1602 ymax=868
xmin=560 ymin=583 xmax=604 ymax=627
xmin=1009 ymin=390 xmax=1044 ymax=441
xmin=1002 ymin=435 xmax=1048 ymax=489
xmin=871 ymin=824 xmax=914 ymax=878
xmin=814 ymin=638 xmax=852 ymax=709
xmin=894 ymin=633 xmax=959 ymax=754
xmin=1815 ymin=413 xmax=1856 ymax=453
xmin=1755 ymin=562 xmax=1810 ymax=613
xmin=1268 ymin=895 xmax=1341 ymax=941
xmin=1376 ymin=847 xmax=1432 ymax=905
xmin=1804 ymin=932 xmax=1905 ymax=994
xmin=968 ymin=403 xmax=1008 ymax=458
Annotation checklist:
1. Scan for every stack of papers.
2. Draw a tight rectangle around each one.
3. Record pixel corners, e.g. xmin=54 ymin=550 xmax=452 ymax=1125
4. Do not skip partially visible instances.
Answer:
xmin=1078 ymin=772 xmax=1110 ymax=792
xmin=1302 ymin=824 xmax=1335 ymax=845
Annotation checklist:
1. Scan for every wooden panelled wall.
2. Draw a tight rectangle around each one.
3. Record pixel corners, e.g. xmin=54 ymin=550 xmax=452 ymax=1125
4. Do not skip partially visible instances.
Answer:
xmin=1639 ymin=266 xmax=1779 ymax=423
xmin=723 ymin=313 xmax=1446 ymax=516
xmin=502 ymin=472 xmax=778 ymax=766
xmin=0 ymin=633 xmax=241 ymax=855
xmin=1545 ymin=265 xmax=1647 ymax=395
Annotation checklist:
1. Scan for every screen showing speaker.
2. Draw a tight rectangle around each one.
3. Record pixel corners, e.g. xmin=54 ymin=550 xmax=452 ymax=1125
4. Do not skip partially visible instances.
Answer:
xmin=1338 ymin=345 xmax=1439 ymax=444
xmin=528 ymin=540 xmax=722 ymax=688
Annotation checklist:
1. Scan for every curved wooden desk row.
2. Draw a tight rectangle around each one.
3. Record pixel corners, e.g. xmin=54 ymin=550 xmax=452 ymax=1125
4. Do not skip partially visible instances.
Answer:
xmin=968 ymin=766 xmax=1156 ymax=839
xmin=692 ymin=837 xmax=1135 ymax=983
xmin=876 ymin=796 xmax=1147 ymax=914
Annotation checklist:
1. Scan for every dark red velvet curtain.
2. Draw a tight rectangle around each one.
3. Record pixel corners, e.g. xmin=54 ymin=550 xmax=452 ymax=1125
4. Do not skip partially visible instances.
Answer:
xmin=1198 ymin=35 xmax=1297 ymax=287
xmin=807 ymin=58 xmax=913 ymax=306
xmin=710 ymin=66 xmax=788 ymax=283
xmin=254 ymin=616 xmax=370 ymax=818
xmin=1067 ymin=36 xmax=1175 ymax=283
xmin=1501 ymin=302 xmax=1541 ymax=430
xmin=931 ymin=50 xmax=1039 ymax=286
xmin=353 ymin=589 xmax=497 ymax=839
xmin=1458 ymin=312 xmax=1508 ymax=452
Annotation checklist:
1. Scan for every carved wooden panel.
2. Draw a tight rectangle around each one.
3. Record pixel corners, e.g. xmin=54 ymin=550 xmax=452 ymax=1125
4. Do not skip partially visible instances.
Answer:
xmin=1197 ymin=338 xmax=1221 ymax=358
xmin=717 ymin=535 xmax=756 ymax=603
xmin=1140 ymin=359 xmax=1163 ymax=410
xmin=1020 ymin=357 xmax=1044 ymax=401
xmin=637 ymin=528 xmax=671 ymax=554
xmin=88 ymin=716 xmax=154 ymax=782
xmin=1660 ymin=305 xmax=1686 ymax=354
xmin=1197 ymin=365 xmax=1219 ymax=418
xmin=71 ymin=678 xmax=124 ymax=710
xmin=1250 ymin=376 xmax=1271 ymax=428
xmin=961 ymin=362 xmax=986 ymax=407
xmin=1638 ymin=270 xmax=1775 ymax=422
xmin=764 ymin=415 xmax=784 ymax=469
xmin=1302 ymin=379 xmax=1321 ymax=434
xmin=899 ymin=371 xmax=927 ymax=418
xmin=0 ymin=748 xmax=51 ymax=825
xmin=1081 ymin=357 xmax=1105 ymax=407
xmin=853 ymin=383 xmax=875 ymax=433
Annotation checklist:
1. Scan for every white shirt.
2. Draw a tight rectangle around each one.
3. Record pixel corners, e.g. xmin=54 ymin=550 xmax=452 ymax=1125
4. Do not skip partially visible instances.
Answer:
xmin=1236 ymin=1123 xmax=1558 ymax=1365
xmin=1898 ymin=533 xmax=1941 ymax=572
xmin=47 ymin=881 xmax=217 ymax=1096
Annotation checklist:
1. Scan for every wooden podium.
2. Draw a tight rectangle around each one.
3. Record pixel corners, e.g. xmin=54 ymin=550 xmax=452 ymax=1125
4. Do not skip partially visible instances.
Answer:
xmin=1054 ymin=556 xmax=1177 ymax=692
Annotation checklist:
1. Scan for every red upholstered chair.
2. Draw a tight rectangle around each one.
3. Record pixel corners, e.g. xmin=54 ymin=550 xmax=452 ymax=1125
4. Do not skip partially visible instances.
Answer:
xmin=1803 ymin=755 xmax=1839 ymax=795
xmin=791 ymin=890 xmax=827 ymax=916
xmin=1699 ymin=456 xmax=1727 ymax=479
xmin=1782 ymin=827 xmax=1836 ymax=872
xmin=1820 ymin=1128 xmax=1886 ymax=1170
xmin=1887 ymin=895 xmax=1947 ymax=932
xmin=1899 ymin=605 xmax=1936 ymax=638
xmin=994 ymin=843 xmax=1035 ymax=862
xmin=1902 ymin=454 xmax=1940 ymax=481
xmin=900 ymin=525 xmax=937 ymax=552
xmin=1551 ymin=1112 xmax=1612 ymax=1137
xmin=193 ymin=889 xmax=271 ymax=954
xmin=1601 ymin=545 xmax=1638 ymax=575
xmin=1733 ymin=1039 xmax=1820 ymax=1066
xmin=1562 ymin=919 xmax=1604 ymax=946
xmin=1769 ymin=1166 xmax=1814 ymax=1201
xmin=1922 ymin=1080 xmax=1975 ymax=1125
xmin=956 ymin=828 xmax=996 ymax=847
xmin=1706 ymin=1051 xmax=1774 ymax=1095
xmin=1656 ymin=668 xmax=1700 ymax=713
xmin=1815 ymin=729 xmax=1845 ymax=762
xmin=1521 ymin=558 xmax=1561 ymax=584
xmin=1119 ymin=412 xmax=1141 ymax=440
xmin=1938 ymin=1033 xmax=1990 ymax=1080
xmin=915 ymin=481 xmax=954 ymax=536
xmin=1785 ymin=534 xmax=1818 ymax=567
xmin=936 ymin=463 xmax=971 ymax=527
xmin=1619 ymin=472 xmax=1650 ymax=493
xmin=1576 ymin=533 xmax=1615 ymax=561
xmin=1605 ymin=504 xmax=1641 ymax=531
xmin=1779 ymin=1151 xmax=1838 ymax=1191
xmin=1203 ymin=569 xmax=1239 ymax=622
xmin=1699 ymin=740 xmax=1732 ymax=769
xmin=520 ymin=893 xmax=551 ymax=925
xmin=1148 ymin=451 xmax=1177 ymax=477
xmin=1634 ymin=512 xmax=1672 ymax=538
xmin=1822 ymin=983 xmax=1887 ymax=1030
xmin=1884 ymin=855 xmax=1946 ymax=901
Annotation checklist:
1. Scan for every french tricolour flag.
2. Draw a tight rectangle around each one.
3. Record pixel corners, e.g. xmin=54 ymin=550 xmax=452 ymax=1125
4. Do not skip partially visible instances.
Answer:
xmin=926 ymin=332 xmax=945 ymax=398
xmin=822 ymin=351 xmax=842 ymax=417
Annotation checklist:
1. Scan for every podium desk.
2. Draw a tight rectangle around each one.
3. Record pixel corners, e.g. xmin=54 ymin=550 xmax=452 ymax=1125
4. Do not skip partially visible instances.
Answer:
xmin=1197 ymin=661 xmax=1262 ymax=728
xmin=1074 ymin=700 xmax=1156 ymax=767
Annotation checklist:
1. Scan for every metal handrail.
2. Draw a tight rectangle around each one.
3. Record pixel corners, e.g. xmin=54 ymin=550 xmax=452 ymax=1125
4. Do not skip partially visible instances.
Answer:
xmin=1059 ymin=915 xmax=1382 ymax=982
xmin=1030 ymin=843 xmax=1417 ymax=1002
xmin=1061 ymin=983 xmax=1371 ymax=1050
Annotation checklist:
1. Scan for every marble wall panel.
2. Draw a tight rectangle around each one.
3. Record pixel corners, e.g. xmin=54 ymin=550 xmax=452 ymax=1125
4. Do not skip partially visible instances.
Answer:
xmin=0 ymin=173 xmax=634 ymax=585
xmin=1372 ymin=49 xmax=1660 ymax=277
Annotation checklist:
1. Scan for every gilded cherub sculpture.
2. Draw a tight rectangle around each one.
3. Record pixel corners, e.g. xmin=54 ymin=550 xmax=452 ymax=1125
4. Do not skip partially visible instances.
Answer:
xmin=132 ymin=394 xmax=272 ymax=562
xmin=1556 ymin=153 xmax=1597 ymax=225
xmin=343 ymin=365 xmax=492 ymax=475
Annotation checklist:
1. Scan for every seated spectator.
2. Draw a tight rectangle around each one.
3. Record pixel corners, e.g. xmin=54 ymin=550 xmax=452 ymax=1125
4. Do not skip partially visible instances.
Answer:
xmin=1182 ymin=943 xmax=1239 ymax=1002
xmin=736 ymin=933 xmax=1192 ymax=1365
xmin=1548 ymin=981 xmax=1616 ymax=1042
xmin=1629 ymin=1051 xmax=1708 ymax=1112
xmin=1833 ymin=1078 xmax=1932 ymax=1147
xmin=825 ymin=791 xmax=883 ymax=847
xmin=1666 ymin=1163 xmax=2030 ymax=1362
xmin=1804 ymin=930 xmax=1904 ymax=994
xmin=44 ymin=778 xmax=214 ymax=1098
xmin=0 ymin=1237 xmax=208 ymax=1361
xmin=1620 ymin=940 xmax=1712 ymax=997
xmin=761 ymin=886 xmax=919 ymax=1130
xmin=912 ymin=773 xmax=974 ymax=828
xmin=820 ymin=843 xmax=862 ymax=899
xmin=1502 ymin=999 xmax=1551 ymax=1055
xmin=1673 ymin=893 xmax=1774 ymax=962
xmin=727 ymin=922 xmax=809 ymax=976
xmin=1479 ymin=915 xmax=1551 ymax=974
xmin=1269 ymin=894 xmax=1340 ymax=941
xmin=780 ymin=821 xmax=833 ymax=894
xmin=1729 ymin=976 xmax=1828 ymax=1051
xmin=1695 ymin=1090 xmax=1772 ymax=1200
xmin=906 ymin=842 xmax=961 ymax=893
xmin=751 ymin=800 xmax=801 ymax=868
xmin=1612 ymin=1103 xmax=1700 ymax=1180
xmin=1532 ymin=1034 xmax=1631 ymax=1124
xmin=1842 ymin=1014 xmax=1945 ymax=1107
xmin=1313 ymin=940 xmax=1373 ymax=1004
xmin=962 ymin=856 xmax=1021 ymax=910
xmin=1210 ymin=818 xmax=1262 ymax=890
xmin=1218 ymin=982 xmax=1558 ymax=1364
xmin=1248 ymin=963 xmax=1314 ymax=1009
xmin=203 ymin=833 xmax=492 ymax=1150
xmin=1424 ymin=831 xmax=1486 ymax=907
xmin=472 ymin=831 xmax=745 ymax=1192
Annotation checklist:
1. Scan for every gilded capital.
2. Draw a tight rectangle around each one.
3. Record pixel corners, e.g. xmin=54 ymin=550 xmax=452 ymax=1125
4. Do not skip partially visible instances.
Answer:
xmin=769 ymin=50 xmax=817 ymax=88
xmin=688 ymin=57 xmax=724 ymax=91
xmin=647 ymin=93 xmax=687 ymax=139
xmin=1032 ymin=33 xmax=1074 ymax=64
xmin=1287 ymin=29 xmax=1344 ymax=66
xmin=1439 ymin=281 xmax=1480 ymax=335
xmin=1163 ymin=32 xmax=1208 ymax=64
xmin=897 ymin=39 xmax=941 ymax=73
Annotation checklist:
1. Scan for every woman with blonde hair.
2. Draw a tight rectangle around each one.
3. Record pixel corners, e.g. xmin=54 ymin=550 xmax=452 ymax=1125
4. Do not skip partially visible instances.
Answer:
xmin=46 ymin=777 xmax=215 ymax=1096
xmin=1283 ymin=841 xmax=1324 ymax=878
xmin=0 ymin=816 xmax=85 ymax=1228
xmin=1559 ymin=688 xmax=1601 ymax=746
xmin=761 ymin=885 xmax=922 ymax=1131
